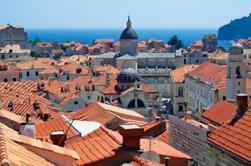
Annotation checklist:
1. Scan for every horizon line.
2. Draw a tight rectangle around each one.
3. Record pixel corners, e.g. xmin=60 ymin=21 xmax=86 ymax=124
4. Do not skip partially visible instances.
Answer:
xmin=25 ymin=27 xmax=219 ymax=30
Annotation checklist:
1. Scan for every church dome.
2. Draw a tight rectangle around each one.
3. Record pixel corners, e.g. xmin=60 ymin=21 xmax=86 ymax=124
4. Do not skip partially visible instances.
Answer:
xmin=120 ymin=16 xmax=138 ymax=40
xmin=120 ymin=28 xmax=138 ymax=39
xmin=117 ymin=67 xmax=140 ymax=83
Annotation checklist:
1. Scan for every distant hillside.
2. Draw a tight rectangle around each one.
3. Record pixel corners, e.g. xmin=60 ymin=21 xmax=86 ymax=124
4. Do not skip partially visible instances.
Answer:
xmin=218 ymin=14 xmax=251 ymax=40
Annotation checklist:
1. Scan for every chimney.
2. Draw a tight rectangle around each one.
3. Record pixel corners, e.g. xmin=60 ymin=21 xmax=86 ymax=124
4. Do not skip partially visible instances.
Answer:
xmin=20 ymin=114 xmax=35 ymax=138
xmin=236 ymin=94 xmax=248 ymax=117
xmin=8 ymin=101 xmax=14 ymax=112
xmin=118 ymin=124 xmax=144 ymax=150
xmin=33 ymin=100 xmax=40 ymax=110
xmin=25 ymin=113 xmax=30 ymax=123
xmin=50 ymin=130 xmax=67 ymax=147
xmin=165 ymin=157 xmax=170 ymax=166
xmin=184 ymin=111 xmax=192 ymax=121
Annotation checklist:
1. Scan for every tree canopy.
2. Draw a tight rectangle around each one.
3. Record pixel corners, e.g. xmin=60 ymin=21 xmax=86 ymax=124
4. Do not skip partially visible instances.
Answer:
xmin=167 ymin=35 xmax=183 ymax=50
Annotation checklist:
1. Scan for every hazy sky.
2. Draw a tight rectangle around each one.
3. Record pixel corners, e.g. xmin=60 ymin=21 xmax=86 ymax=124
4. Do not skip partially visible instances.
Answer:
xmin=2 ymin=0 xmax=251 ymax=29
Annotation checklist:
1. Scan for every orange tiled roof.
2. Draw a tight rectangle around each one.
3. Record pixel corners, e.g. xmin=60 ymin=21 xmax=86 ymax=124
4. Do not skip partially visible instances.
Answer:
xmin=35 ymin=116 xmax=79 ymax=141
xmin=36 ymin=42 xmax=54 ymax=48
xmin=143 ymin=120 xmax=169 ymax=144
xmin=70 ymin=102 xmax=146 ymax=126
xmin=156 ymin=129 xmax=169 ymax=144
xmin=130 ymin=156 xmax=164 ymax=166
xmin=16 ymin=58 xmax=55 ymax=70
xmin=100 ymin=79 xmax=120 ymax=95
xmin=191 ymin=40 xmax=203 ymax=48
xmin=92 ymin=64 xmax=120 ymax=75
xmin=3 ymin=125 xmax=79 ymax=161
xmin=140 ymin=83 xmax=158 ymax=93
xmin=0 ymin=81 xmax=55 ymax=120
xmin=208 ymin=109 xmax=251 ymax=162
xmin=94 ymin=39 xmax=114 ymax=44
xmin=109 ymin=130 xmax=191 ymax=160
xmin=46 ymin=79 xmax=78 ymax=101
xmin=171 ymin=64 xmax=199 ymax=83
xmin=39 ymin=66 xmax=58 ymax=74
xmin=0 ymin=109 xmax=25 ymax=123
xmin=188 ymin=62 xmax=226 ymax=89
xmin=0 ymin=125 xmax=56 ymax=166
xmin=201 ymin=100 xmax=237 ymax=126
xmin=58 ymin=62 xmax=89 ymax=75
xmin=65 ymin=126 xmax=120 ymax=166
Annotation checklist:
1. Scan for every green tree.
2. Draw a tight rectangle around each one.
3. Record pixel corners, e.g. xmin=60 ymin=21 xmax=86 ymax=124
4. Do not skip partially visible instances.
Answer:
xmin=31 ymin=51 xmax=43 ymax=58
xmin=168 ymin=35 xmax=184 ymax=50
xmin=32 ymin=37 xmax=42 ymax=46
xmin=53 ymin=53 xmax=63 ymax=60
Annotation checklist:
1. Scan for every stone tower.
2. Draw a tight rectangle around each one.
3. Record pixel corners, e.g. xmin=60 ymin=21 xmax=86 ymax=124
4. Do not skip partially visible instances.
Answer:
xmin=226 ymin=43 xmax=247 ymax=100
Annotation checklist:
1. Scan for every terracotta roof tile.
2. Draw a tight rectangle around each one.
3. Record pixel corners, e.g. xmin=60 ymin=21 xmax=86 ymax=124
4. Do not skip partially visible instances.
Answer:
xmin=187 ymin=62 xmax=226 ymax=89
xmin=208 ymin=109 xmax=251 ymax=161
xmin=71 ymin=102 xmax=146 ymax=127
xmin=143 ymin=120 xmax=169 ymax=144
xmin=130 ymin=156 xmax=164 ymax=166
xmin=140 ymin=83 xmax=158 ymax=93
xmin=202 ymin=100 xmax=237 ymax=126
xmin=65 ymin=126 xmax=120 ymax=165
xmin=94 ymin=39 xmax=114 ymax=44
xmin=35 ymin=116 xmax=79 ymax=141
xmin=108 ymin=130 xmax=191 ymax=160
xmin=171 ymin=65 xmax=199 ymax=83
xmin=155 ymin=129 xmax=169 ymax=144
xmin=0 ymin=124 xmax=55 ymax=166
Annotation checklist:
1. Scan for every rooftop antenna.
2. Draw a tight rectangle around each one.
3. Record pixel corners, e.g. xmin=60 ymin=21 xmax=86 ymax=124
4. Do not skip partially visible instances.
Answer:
xmin=140 ymin=136 xmax=160 ymax=163
xmin=58 ymin=118 xmax=76 ymax=146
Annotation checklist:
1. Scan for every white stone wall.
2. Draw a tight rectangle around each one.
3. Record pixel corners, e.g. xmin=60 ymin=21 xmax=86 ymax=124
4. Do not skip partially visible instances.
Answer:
xmin=20 ymin=68 xmax=40 ymax=81
xmin=184 ymin=76 xmax=222 ymax=118
xmin=226 ymin=55 xmax=247 ymax=100
xmin=169 ymin=115 xmax=210 ymax=166
xmin=61 ymin=97 xmax=85 ymax=112
xmin=170 ymin=80 xmax=185 ymax=117
xmin=207 ymin=142 xmax=251 ymax=166
xmin=187 ymin=50 xmax=208 ymax=64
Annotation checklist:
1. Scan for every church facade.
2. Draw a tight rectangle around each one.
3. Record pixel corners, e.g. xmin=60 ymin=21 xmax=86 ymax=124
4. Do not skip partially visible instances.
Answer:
xmin=96 ymin=17 xmax=184 ymax=97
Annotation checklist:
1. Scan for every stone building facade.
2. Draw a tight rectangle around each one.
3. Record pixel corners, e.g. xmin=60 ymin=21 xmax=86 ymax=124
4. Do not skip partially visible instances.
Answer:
xmin=168 ymin=115 xmax=210 ymax=166
xmin=202 ymin=34 xmax=217 ymax=53
xmin=206 ymin=142 xmax=251 ymax=166
xmin=0 ymin=24 xmax=29 ymax=48
xmin=0 ymin=44 xmax=31 ymax=61
xmin=170 ymin=65 xmax=199 ymax=117
xmin=184 ymin=62 xmax=226 ymax=118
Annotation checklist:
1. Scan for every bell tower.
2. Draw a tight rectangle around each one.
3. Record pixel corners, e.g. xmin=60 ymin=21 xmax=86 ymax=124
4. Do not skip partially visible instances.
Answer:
xmin=226 ymin=43 xmax=247 ymax=100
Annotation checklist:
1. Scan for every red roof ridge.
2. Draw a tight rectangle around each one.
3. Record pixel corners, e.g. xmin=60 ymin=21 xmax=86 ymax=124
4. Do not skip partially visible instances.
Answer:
xmin=0 ymin=126 xmax=9 ymax=165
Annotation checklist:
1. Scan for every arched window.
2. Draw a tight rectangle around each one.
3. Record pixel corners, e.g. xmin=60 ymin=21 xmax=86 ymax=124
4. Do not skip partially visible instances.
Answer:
xmin=236 ymin=66 xmax=241 ymax=78
xmin=178 ymin=87 xmax=183 ymax=97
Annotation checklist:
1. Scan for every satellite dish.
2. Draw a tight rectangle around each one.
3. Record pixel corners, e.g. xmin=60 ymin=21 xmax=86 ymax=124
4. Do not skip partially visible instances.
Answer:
xmin=140 ymin=151 xmax=160 ymax=163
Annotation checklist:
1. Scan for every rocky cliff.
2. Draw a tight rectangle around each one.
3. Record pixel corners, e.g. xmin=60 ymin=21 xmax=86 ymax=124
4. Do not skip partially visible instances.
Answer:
xmin=218 ymin=14 xmax=251 ymax=40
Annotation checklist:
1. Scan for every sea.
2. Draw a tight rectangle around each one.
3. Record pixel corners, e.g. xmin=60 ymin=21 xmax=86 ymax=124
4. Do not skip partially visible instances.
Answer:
xmin=27 ymin=28 xmax=232 ymax=49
